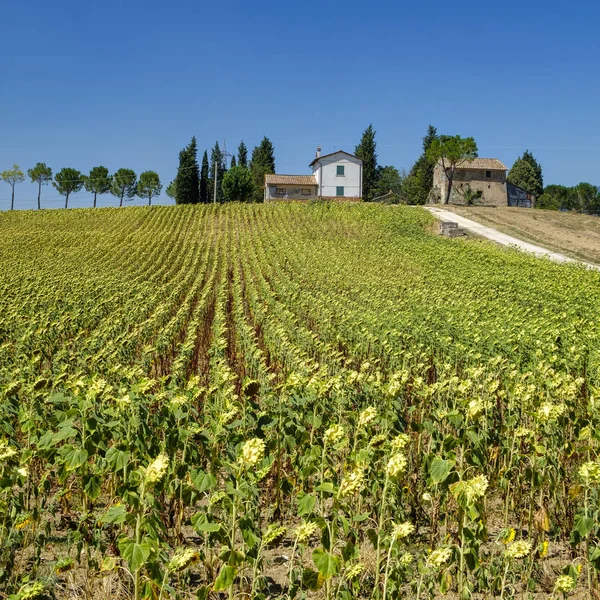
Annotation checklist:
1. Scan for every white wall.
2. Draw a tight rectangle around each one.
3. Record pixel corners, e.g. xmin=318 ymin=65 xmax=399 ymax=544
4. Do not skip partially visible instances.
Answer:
xmin=312 ymin=153 xmax=362 ymax=198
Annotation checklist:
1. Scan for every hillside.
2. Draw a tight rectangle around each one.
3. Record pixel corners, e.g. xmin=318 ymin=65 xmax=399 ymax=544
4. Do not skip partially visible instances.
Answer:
xmin=440 ymin=205 xmax=600 ymax=264
xmin=0 ymin=203 xmax=598 ymax=598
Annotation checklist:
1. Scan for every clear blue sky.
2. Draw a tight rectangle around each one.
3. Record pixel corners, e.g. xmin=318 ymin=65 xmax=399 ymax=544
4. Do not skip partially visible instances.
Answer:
xmin=1 ymin=0 xmax=599 ymax=210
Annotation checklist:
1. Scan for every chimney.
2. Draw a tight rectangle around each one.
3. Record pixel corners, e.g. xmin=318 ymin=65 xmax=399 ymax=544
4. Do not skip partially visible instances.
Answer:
xmin=316 ymin=146 xmax=321 ymax=158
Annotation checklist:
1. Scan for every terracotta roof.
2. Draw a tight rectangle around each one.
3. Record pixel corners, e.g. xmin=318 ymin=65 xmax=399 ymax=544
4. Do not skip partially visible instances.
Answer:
xmin=264 ymin=174 xmax=317 ymax=186
xmin=452 ymin=158 xmax=508 ymax=171
xmin=309 ymin=150 xmax=362 ymax=167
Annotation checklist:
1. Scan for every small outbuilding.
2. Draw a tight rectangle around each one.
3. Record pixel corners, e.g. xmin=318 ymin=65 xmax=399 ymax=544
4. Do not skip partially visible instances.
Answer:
xmin=431 ymin=158 xmax=536 ymax=207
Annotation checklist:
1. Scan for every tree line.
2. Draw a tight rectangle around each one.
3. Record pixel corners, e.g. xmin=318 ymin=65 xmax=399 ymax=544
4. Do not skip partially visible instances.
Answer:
xmin=4 ymin=131 xmax=595 ymax=212
xmin=169 ymin=137 xmax=275 ymax=204
xmin=0 ymin=164 xmax=162 ymax=210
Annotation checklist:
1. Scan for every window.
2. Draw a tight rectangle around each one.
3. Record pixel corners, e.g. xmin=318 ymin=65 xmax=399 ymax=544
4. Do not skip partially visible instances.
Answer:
xmin=336 ymin=165 xmax=345 ymax=176
xmin=275 ymin=187 xmax=286 ymax=195
xmin=485 ymin=170 xmax=492 ymax=179
xmin=301 ymin=188 xmax=312 ymax=196
xmin=336 ymin=186 xmax=345 ymax=196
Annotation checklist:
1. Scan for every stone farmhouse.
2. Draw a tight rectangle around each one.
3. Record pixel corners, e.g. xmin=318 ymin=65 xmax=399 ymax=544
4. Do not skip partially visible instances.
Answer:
xmin=264 ymin=148 xmax=363 ymax=201
xmin=432 ymin=158 xmax=535 ymax=208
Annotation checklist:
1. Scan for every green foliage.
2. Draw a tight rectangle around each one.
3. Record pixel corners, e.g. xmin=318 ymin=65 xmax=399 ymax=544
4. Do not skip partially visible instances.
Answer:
xmin=1 ymin=164 xmax=25 ymax=211
xmin=230 ymin=155 xmax=237 ymax=168
xmin=175 ymin=137 xmax=200 ymax=204
xmin=507 ymin=159 xmax=540 ymax=197
xmin=521 ymin=150 xmax=543 ymax=196
xmin=250 ymin=137 xmax=275 ymax=202
xmin=0 ymin=202 xmax=598 ymax=598
xmin=537 ymin=183 xmax=600 ymax=213
xmin=355 ymin=124 xmax=378 ymax=201
xmin=199 ymin=151 xmax=209 ymax=204
xmin=166 ymin=180 xmax=176 ymax=200
xmin=83 ymin=166 xmax=111 ymax=208
xmin=406 ymin=125 xmax=438 ymax=205
xmin=137 ymin=171 xmax=162 ymax=206
xmin=53 ymin=167 xmax=83 ymax=209
xmin=238 ymin=141 xmax=248 ymax=167
xmin=573 ymin=182 xmax=600 ymax=214
xmin=426 ymin=135 xmax=478 ymax=204
xmin=372 ymin=166 xmax=404 ymax=199
xmin=111 ymin=168 xmax=137 ymax=207
xmin=27 ymin=163 xmax=52 ymax=210
xmin=221 ymin=165 xmax=255 ymax=202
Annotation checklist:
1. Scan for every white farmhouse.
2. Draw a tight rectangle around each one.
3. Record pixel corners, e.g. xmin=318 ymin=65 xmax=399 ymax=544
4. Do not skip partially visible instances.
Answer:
xmin=264 ymin=147 xmax=363 ymax=201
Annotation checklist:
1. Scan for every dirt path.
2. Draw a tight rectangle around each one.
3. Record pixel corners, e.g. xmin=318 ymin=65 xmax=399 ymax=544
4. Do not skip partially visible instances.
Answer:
xmin=425 ymin=206 xmax=600 ymax=270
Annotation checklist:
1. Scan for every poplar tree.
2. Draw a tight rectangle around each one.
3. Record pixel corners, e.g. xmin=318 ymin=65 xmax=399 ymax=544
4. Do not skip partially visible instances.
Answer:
xmin=355 ymin=124 xmax=378 ymax=201
xmin=200 ymin=151 xmax=209 ymax=203
xmin=175 ymin=137 xmax=200 ymax=204
xmin=27 ymin=163 xmax=53 ymax=210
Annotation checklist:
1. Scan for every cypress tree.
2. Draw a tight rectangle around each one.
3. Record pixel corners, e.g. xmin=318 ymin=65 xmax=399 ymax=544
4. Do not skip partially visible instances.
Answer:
xmin=175 ymin=136 xmax=200 ymax=204
xmin=355 ymin=124 xmax=378 ymax=201
xmin=249 ymin=137 xmax=276 ymax=201
xmin=200 ymin=150 xmax=209 ymax=203
xmin=238 ymin=141 xmax=248 ymax=167
xmin=230 ymin=155 xmax=237 ymax=168
xmin=407 ymin=125 xmax=438 ymax=204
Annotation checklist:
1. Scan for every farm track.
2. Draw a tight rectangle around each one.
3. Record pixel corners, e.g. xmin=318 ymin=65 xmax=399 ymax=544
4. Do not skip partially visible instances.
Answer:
xmin=0 ymin=203 xmax=599 ymax=599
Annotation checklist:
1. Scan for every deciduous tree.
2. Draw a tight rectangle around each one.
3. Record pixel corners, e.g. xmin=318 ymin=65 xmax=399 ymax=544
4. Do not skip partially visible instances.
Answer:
xmin=53 ymin=168 xmax=84 ymax=209
xmin=426 ymin=135 xmax=478 ymax=204
xmin=166 ymin=180 xmax=177 ymax=200
xmin=355 ymin=124 xmax=378 ymax=201
xmin=83 ymin=166 xmax=111 ymax=208
xmin=222 ymin=165 xmax=255 ymax=202
xmin=1 ymin=165 xmax=25 ymax=211
xmin=111 ymin=168 xmax=137 ymax=207
xmin=372 ymin=166 xmax=404 ymax=198
xmin=175 ymin=137 xmax=200 ymax=204
xmin=27 ymin=163 xmax=52 ymax=210
xmin=137 ymin=171 xmax=162 ymax=206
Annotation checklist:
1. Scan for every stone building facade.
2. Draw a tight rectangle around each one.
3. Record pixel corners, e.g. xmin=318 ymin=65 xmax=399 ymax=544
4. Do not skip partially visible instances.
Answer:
xmin=432 ymin=158 xmax=511 ymax=206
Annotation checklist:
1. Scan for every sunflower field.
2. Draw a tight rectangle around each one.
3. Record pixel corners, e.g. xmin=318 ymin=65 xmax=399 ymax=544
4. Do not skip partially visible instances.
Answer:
xmin=0 ymin=202 xmax=599 ymax=599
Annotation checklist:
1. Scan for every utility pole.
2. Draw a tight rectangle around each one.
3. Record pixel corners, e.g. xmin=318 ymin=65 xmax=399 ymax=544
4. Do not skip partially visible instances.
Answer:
xmin=214 ymin=140 xmax=233 ymax=204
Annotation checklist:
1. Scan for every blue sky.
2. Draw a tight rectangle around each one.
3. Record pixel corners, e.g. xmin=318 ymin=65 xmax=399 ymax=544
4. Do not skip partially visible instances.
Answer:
xmin=1 ymin=0 xmax=599 ymax=210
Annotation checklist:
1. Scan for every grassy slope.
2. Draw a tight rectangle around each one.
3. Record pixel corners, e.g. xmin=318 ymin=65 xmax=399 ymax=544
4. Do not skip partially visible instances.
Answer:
xmin=439 ymin=205 xmax=600 ymax=264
